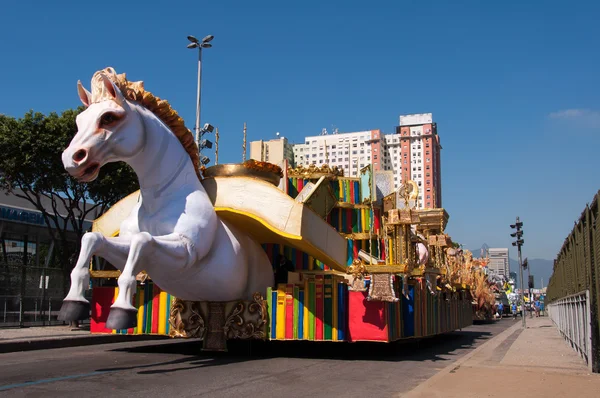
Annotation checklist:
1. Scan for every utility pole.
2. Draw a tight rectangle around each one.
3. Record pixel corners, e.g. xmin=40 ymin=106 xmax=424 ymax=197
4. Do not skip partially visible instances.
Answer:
xmin=215 ymin=128 xmax=219 ymax=165
xmin=243 ymin=123 xmax=247 ymax=162
xmin=187 ymin=34 xmax=214 ymax=166
xmin=511 ymin=217 xmax=526 ymax=328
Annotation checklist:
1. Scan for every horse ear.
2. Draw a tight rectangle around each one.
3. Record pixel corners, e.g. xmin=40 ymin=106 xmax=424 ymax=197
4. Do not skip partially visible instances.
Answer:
xmin=100 ymin=74 xmax=125 ymax=104
xmin=77 ymin=80 xmax=92 ymax=107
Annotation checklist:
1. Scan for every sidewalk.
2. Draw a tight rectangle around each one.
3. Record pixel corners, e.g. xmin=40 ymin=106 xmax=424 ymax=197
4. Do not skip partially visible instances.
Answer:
xmin=402 ymin=316 xmax=600 ymax=397
xmin=0 ymin=325 xmax=168 ymax=353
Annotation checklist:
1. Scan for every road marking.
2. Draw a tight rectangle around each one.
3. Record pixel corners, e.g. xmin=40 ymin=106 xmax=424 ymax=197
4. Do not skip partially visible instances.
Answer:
xmin=0 ymin=371 xmax=113 ymax=391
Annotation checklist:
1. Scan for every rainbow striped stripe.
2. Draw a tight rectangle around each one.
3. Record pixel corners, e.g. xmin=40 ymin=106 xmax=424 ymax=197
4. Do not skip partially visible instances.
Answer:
xmin=107 ymin=282 xmax=172 ymax=335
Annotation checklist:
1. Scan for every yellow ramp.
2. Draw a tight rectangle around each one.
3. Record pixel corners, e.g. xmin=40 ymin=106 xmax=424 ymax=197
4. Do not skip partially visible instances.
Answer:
xmin=92 ymin=177 xmax=348 ymax=272
xmin=92 ymin=190 xmax=140 ymax=237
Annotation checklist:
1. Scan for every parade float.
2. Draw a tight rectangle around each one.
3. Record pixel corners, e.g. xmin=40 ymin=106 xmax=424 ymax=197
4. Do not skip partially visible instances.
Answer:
xmin=443 ymin=248 xmax=505 ymax=321
xmin=58 ymin=67 xmax=473 ymax=350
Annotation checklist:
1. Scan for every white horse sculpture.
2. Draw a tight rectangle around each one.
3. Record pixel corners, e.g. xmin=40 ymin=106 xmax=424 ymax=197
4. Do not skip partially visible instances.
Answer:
xmin=59 ymin=68 xmax=274 ymax=330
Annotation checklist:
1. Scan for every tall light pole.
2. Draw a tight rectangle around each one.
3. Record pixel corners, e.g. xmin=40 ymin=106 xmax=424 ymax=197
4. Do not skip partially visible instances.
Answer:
xmin=511 ymin=217 xmax=526 ymax=328
xmin=187 ymin=34 xmax=214 ymax=155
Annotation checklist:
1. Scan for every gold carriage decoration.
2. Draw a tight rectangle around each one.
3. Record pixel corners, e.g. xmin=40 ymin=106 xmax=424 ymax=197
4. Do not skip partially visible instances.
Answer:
xmin=287 ymin=164 xmax=344 ymax=179
xmin=169 ymin=292 xmax=268 ymax=351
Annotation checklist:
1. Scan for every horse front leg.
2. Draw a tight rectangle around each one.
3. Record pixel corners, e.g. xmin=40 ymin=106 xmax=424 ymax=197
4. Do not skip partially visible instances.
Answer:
xmin=106 ymin=232 xmax=194 ymax=330
xmin=59 ymin=233 xmax=131 ymax=321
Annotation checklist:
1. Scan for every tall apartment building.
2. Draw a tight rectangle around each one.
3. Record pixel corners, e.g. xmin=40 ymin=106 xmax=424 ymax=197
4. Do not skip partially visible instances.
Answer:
xmin=292 ymin=130 xmax=382 ymax=178
xmin=249 ymin=136 xmax=295 ymax=167
xmin=488 ymin=248 xmax=510 ymax=277
xmin=291 ymin=113 xmax=442 ymax=209
xmin=394 ymin=113 xmax=442 ymax=209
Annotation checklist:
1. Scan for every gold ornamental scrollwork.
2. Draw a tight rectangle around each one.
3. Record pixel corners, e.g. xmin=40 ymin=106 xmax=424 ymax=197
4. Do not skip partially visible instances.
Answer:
xmin=223 ymin=292 xmax=268 ymax=340
xmin=288 ymin=164 xmax=344 ymax=179
xmin=168 ymin=298 xmax=207 ymax=339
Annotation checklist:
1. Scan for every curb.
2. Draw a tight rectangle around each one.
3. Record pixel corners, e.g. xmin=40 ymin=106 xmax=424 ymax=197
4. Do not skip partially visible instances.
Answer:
xmin=0 ymin=334 xmax=170 ymax=354
xmin=400 ymin=321 xmax=523 ymax=397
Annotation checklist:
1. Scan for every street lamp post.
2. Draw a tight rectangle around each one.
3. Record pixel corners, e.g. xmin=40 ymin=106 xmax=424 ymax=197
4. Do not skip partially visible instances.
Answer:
xmin=187 ymin=34 xmax=214 ymax=155
xmin=510 ymin=217 xmax=526 ymax=328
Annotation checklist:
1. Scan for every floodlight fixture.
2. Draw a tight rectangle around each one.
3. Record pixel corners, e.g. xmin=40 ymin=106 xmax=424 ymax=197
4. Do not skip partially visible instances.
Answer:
xmin=203 ymin=123 xmax=214 ymax=133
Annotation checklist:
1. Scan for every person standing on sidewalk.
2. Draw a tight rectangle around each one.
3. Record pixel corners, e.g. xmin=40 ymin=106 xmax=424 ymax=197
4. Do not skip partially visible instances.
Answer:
xmin=511 ymin=302 xmax=517 ymax=319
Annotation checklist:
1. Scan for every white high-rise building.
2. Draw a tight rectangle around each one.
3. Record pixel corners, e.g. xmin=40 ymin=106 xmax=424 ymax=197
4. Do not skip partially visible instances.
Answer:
xmin=292 ymin=129 xmax=381 ymax=178
xmin=249 ymin=114 xmax=442 ymax=208
xmin=488 ymin=248 xmax=510 ymax=276
xmin=288 ymin=113 xmax=442 ymax=209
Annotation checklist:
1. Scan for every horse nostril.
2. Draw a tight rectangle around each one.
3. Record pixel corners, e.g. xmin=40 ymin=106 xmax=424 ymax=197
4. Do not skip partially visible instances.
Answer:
xmin=73 ymin=149 xmax=87 ymax=163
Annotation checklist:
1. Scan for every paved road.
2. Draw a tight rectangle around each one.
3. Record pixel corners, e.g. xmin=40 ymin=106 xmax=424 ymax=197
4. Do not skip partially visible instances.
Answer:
xmin=0 ymin=319 xmax=513 ymax=398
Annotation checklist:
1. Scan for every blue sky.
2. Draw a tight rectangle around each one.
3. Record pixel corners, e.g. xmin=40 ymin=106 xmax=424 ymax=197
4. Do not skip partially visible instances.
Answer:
xmin=1 ymin=0 xmax=599 ymax=261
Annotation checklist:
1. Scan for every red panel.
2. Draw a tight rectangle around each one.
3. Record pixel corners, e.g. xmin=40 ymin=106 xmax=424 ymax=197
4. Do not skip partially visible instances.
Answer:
xmin=347 ymin=291 xmax=388 ymax=342
xmin=315 ymin=275 xmax=324 ymax=340
xmin=151 ymin=284 xmax=160 ymax=334
xmin=295 ymin=248 xmax=302 ymax=271
xmin=346 ymin=209 xmax=352 ymax=234
xmin=91 ymin=287 xmax=116 ymax=334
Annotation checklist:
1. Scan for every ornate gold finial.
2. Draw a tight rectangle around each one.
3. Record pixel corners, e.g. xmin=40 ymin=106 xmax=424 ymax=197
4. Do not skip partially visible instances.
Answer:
xmin=398 ymin=180 xmax=419 ymax=209
xmin=347 ymin=259 xmax=367 ymax=279
xmin=348 ymin=259 xmax=368 ymax=292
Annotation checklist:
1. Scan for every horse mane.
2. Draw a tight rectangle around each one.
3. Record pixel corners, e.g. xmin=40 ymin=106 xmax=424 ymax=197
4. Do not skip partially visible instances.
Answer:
xmin=90 ymin=67 xmax=201 ymax=180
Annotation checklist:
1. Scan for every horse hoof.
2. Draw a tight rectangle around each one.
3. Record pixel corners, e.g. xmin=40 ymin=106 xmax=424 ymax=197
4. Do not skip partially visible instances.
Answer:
xmin=58 ymin=300 xmax=90 ymax=321
xmin=106 ymin=308 xmax=138 ymax=330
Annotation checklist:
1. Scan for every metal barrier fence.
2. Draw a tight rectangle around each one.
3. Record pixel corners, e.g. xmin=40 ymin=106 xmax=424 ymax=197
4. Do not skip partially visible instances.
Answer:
xmin=0 ymin=262 xmax=72 ymax=328
xmin=546 ymin=190 xmax=600 ymax=373
xmin=0 ymin=295 xmax=70 ymax=327
xmin=548 ymin=291 xmax=592 ymax=370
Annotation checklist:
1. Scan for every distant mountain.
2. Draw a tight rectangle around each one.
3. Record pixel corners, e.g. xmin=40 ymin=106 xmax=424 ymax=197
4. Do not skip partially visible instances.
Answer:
xmin=509 ymin=258 xmax=553 ymax=289
xmin=469 ymin=243 xmax=490 ymax=258
xmin=468 ymin=243 xmax=554 ymax=289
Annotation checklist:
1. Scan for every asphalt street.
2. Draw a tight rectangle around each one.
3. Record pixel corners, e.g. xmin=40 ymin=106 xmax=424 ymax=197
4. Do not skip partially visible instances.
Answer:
xmin=0 ymin=319 xmax=513 ymax=398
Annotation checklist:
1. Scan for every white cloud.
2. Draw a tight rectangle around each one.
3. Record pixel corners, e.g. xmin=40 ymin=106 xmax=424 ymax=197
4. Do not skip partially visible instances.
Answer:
xmin=549 ymin=108 xmax=600 ymax=129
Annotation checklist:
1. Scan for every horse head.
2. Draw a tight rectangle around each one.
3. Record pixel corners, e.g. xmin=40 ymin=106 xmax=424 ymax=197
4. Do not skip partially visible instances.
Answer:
xmin=62 ymin=68 xmax=145 ymax=182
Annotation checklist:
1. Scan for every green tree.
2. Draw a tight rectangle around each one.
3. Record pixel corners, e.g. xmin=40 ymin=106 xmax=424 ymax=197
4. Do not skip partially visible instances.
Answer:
xmin=0 ymin=108 xmax=139 ymax=273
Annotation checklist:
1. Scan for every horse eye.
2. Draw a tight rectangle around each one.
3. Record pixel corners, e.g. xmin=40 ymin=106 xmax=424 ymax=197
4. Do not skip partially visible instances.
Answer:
xmin=100 ymin=113 xmax=118 ymax=126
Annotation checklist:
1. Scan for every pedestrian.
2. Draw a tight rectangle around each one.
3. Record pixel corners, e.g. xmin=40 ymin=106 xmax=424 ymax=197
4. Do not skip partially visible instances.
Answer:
xmin=511 ymin=302 xmax=517 ymax=320
xmin=534 ymin=299 xmax=541 ymax=317
xmin=497 ymin=302 xmax=504 ymax=319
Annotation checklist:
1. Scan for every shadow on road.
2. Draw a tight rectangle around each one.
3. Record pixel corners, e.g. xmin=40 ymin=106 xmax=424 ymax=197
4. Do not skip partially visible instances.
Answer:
xmin=100 ymin=327 xmax=498 ymax=375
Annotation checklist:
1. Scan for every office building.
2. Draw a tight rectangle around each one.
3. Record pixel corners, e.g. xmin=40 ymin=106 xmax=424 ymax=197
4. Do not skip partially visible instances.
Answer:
xmin=249 ymin=136 xmax=295 ymax=167
xmin=393 ymin=113 xmax=442 ymax=209
xmin=292 ymin=129 xmax=382 ymax=178
xmin=488 ymin=248 xmax=510 ymax=277
xmin=291 ymin=113 xmax=442 ymax=209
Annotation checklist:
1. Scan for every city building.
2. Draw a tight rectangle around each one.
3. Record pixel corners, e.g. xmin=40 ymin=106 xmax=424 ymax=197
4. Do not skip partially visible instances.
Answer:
xmin=488 ymin=248 xmax=510 ymax=277
xmin=249 ymin=136 xmax=295 ymax=167
xmin=394 ymin=113 xmax=442 ymax=209
xmin=0 ymin=189 xmax=98 ymax=299
xmin=291 ymin=113 xmax=443 ymax=209
xmin=292 ymin=129 xmax=382 ymax=178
